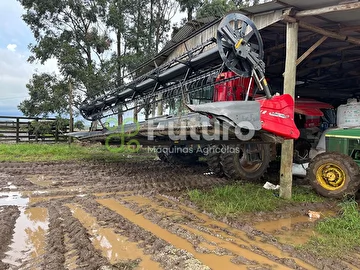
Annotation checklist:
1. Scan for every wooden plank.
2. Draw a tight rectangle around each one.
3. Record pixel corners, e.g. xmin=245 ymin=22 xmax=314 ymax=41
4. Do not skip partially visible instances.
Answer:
xmin=283 ymin=15 xmax=360 ymax=46
xmin=295 ymin=2 xmax=360 ymax=17
xmin=296 ymin=36 xmax=328 ymax=65
xmin=0 ymin=130 xmax=28 ymax=134
xmin=280 ymin=21 xmax=298 ymax=200
xmin=0 ymin=116 xmax=57 ymax=120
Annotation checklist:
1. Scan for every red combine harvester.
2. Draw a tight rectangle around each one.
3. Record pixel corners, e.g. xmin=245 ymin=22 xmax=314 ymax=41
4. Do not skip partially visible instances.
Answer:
xmin=70 ymin=13 xmax=300 ymax=181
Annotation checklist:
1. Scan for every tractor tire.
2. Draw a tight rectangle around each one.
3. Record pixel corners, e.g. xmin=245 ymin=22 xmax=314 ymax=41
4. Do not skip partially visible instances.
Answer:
xmin=205 ymin=145 xmax=224 ymax=177
xmin=166 ymin=153 xmax=198 ymax=165
xmin=156 ymin=147 xmax=198 ymax=165
xmin=157 ymin=151 xmax=169 ymax=162
xmin=220 ymin=143 xmax=271 ymax=182
xmin=307 ymin=152 xmax=360 ymax=199
xmin=307 ymin=152 xmax=360 ymax=198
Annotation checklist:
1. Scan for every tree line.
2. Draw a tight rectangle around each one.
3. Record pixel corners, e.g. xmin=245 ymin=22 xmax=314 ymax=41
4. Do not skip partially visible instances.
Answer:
xmin=18 ymin=0 xmax=262 ymax=121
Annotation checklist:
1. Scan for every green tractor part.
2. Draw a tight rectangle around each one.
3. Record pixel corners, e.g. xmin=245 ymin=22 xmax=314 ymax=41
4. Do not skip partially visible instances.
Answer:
xmin=307 ymin=128 xmax=360 ymax=198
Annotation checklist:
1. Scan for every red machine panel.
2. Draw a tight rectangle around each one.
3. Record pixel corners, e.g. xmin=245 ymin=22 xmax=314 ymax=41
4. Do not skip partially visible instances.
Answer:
xmin=214 ymin=71 xmax=254 ymax=102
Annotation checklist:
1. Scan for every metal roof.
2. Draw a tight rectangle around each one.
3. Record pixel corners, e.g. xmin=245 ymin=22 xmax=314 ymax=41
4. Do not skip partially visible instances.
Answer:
xmin=133 ymin=16 xmax=221 ymax=75
xmin=136 ymin=0 xmax=360 ymax=103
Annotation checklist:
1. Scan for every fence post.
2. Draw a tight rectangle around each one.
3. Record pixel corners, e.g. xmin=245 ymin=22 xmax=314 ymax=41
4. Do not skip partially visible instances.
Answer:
xmin=35 ymin=118 xmax=39 ymax=142
xmin=16 ymin=118 xmax=20 ymax=143
xmin=55 ymin=122 xmax=59 ymax=142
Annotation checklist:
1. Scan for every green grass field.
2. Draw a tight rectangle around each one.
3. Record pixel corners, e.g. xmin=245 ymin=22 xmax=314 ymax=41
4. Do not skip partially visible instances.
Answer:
xmin=0 ymin=142 xmax=154 ymax=162
xmin=188 ymin=182 xmax=325 ymax=216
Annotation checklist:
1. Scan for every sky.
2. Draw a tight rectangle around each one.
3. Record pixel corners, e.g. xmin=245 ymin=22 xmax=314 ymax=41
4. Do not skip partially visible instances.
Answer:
xmin=0 ymin=0 xmax=60 ymax=117
xmin=0 ymin=0 xmax=186 ymax=119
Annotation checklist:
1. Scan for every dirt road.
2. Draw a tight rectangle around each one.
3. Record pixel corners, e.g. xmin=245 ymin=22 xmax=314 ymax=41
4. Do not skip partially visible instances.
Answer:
xmin=0 ymin=158 xmax=358 ymax=270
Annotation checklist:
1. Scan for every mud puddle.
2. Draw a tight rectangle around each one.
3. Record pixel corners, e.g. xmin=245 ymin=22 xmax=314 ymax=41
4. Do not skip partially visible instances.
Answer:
xmin=26 ymin=175 xmax=55 ymax=187
xmin=66 ymin=203 xmax=160 ymax=269
xmin=254 ymin=215 xmax=318 ymax=246
xmin=0 ymin=192 xmax=29 ymax=207
xmin=98 ymin=197 xmax=316 ymax=270
xmin=124 ymin=195 xmax=316 ymax=269
xmin=2 ymin=207 xmax=48 ymax=268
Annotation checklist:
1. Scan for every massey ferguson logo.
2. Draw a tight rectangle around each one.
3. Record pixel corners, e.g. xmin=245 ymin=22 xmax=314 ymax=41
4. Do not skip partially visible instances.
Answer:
xmin=261 ymin=110 xmax=289 ymax=119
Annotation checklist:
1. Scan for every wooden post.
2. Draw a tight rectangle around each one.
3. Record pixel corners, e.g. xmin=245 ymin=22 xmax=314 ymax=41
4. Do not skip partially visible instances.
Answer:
xmin=68 ymin=80 xmax=74 ymax=145
xmin=16 ymin=118 xmax=20 ymax=143
xmin=280 ymin=21 xmax=298 ymax=199
xmin=35 ymin=118 xmax=39 ymax=142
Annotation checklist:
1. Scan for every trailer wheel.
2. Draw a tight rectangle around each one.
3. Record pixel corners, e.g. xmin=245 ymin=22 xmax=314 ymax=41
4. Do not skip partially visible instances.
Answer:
xmin=307 ymin=152 xmax=360 ymax=198
xmin=205 ymin=145 xmax=224 ymax=177
xmin=220 ymin=143 xmax=270 ymax=182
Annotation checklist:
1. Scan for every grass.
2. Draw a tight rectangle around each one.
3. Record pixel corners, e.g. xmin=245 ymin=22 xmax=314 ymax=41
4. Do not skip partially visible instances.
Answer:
xmin=0 ymin=142 xmax=156 ymax=162
xmin=299 ymin=199 xmax=360 ymax=257
xmin=187 ymin=183 xmax=324 ymax=217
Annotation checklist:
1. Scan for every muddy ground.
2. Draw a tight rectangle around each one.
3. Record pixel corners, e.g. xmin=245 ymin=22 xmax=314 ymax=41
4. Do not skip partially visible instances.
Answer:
xmin=0 ymin=155 xmax=358 ymax=270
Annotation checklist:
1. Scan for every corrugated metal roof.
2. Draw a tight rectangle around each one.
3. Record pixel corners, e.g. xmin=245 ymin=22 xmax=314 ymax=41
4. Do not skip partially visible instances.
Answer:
xmin=135 ymin=0 xmax=360 ymax=102
xmin=133 ymin=16 xmax=220 ymax=75
xmin=241 ymin=0 xmax=360 ymax=27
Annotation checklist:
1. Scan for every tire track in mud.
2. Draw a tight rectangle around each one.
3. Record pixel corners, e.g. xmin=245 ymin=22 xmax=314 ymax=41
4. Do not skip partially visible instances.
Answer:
xmin=0 ymin=160 xmax=358 ymax=270
xmin=100 ymin=195 xmax=313 ymax=270
xmin=0 ymin=206 xmax=20 ymax=270
xmin=72 ymin=197 xmax=210 ymax=270
xmin=42 ymin=205 xmax=66 ymax=270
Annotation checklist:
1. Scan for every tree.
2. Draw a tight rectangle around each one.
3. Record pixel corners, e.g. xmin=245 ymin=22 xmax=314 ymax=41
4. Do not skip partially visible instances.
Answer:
xmin=18 ymin=73 xmax=68 ymax=117
xmin=74 ymin=120 xmax=85 ymax=130
xmin=19 ymin=0 xmax=113 ymax=100
xmin=196 ymin=0 xmax=236 ymax=19
xmin=176 ymin=0 xmax=202 ymax=21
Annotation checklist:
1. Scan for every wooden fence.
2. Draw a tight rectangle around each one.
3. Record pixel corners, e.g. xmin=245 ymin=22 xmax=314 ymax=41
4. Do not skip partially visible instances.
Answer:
xmin=0 ymin=116 xmax=70 ymax=143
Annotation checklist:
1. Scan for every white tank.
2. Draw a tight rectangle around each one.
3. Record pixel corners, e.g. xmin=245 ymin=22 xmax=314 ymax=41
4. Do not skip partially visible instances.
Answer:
xmin=336 ymin=98 xmax=360 ymax=128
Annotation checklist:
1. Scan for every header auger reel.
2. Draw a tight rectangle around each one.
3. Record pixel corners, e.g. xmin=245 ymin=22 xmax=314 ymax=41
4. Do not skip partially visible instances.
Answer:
xmin=217 ymin=13 xmax=264 ymax=78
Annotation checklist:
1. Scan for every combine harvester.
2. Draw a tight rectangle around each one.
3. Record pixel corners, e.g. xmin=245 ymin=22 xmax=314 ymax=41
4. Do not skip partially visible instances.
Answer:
xmin=71 ymin=13 xmax=300 ymax=181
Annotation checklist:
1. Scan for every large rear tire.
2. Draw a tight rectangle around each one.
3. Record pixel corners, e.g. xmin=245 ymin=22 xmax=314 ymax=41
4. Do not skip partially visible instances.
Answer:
xmin=307 ymin=152 xmax=360 ymax=198
xmin=157 ymin=146 xmax=199 ymax=165
xmin=220 ymin=143 xmax=271 ymax=182
xmin=205 ymin=145 xmax=224 ymax=177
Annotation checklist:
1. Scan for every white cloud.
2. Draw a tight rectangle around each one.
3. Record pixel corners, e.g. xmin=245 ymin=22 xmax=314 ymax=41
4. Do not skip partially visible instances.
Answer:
xmin=6 ymin=44 xmax=17 ymax=52
xmin=0 ymin=1 xmax=59 ymax=115
xmin=0 ymin=48 xmax=59 ymax=115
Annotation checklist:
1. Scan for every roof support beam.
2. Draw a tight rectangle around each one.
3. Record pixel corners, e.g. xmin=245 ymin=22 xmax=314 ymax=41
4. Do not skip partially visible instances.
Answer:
xmin=297 ymin=56 xmax=360 ymax=76
xmin=265 ymin=33 xmax=318 ymax=53
xmin=295 ymin=2 xmax=360 ymax=17
xmin=283 ymin=15 xmax=360 ymax=46
xmin=268 ymin=44 xmax=357 ymax=68
xmin=296 ymin=36 xmax=328 ymax=65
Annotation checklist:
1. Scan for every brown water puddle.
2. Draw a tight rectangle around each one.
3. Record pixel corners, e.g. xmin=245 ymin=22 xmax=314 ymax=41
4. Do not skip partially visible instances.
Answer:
xmin=125 ymin=196 xmax=287 ymax=267
xmin=22 ymin=186 xmax=87 ymax=197
xmin=66 ymin=203 xmax=160 ymax=269
xmin=26 ymin=175 xmax=55 ymax=187
xmin=254 ymin=215 xmax=317 ymax=246
xmin=26 ymin=191 xmax=132 ymax=204
xmin=94 ymin=191 xmax=133 ymax=197
xmin=2 ymin=207 xmax=48 ymax=268
xmin=155 ymin=195 xmax=317 ymax=270
xmin=99 ymin=198 xmax=283 ymax=270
